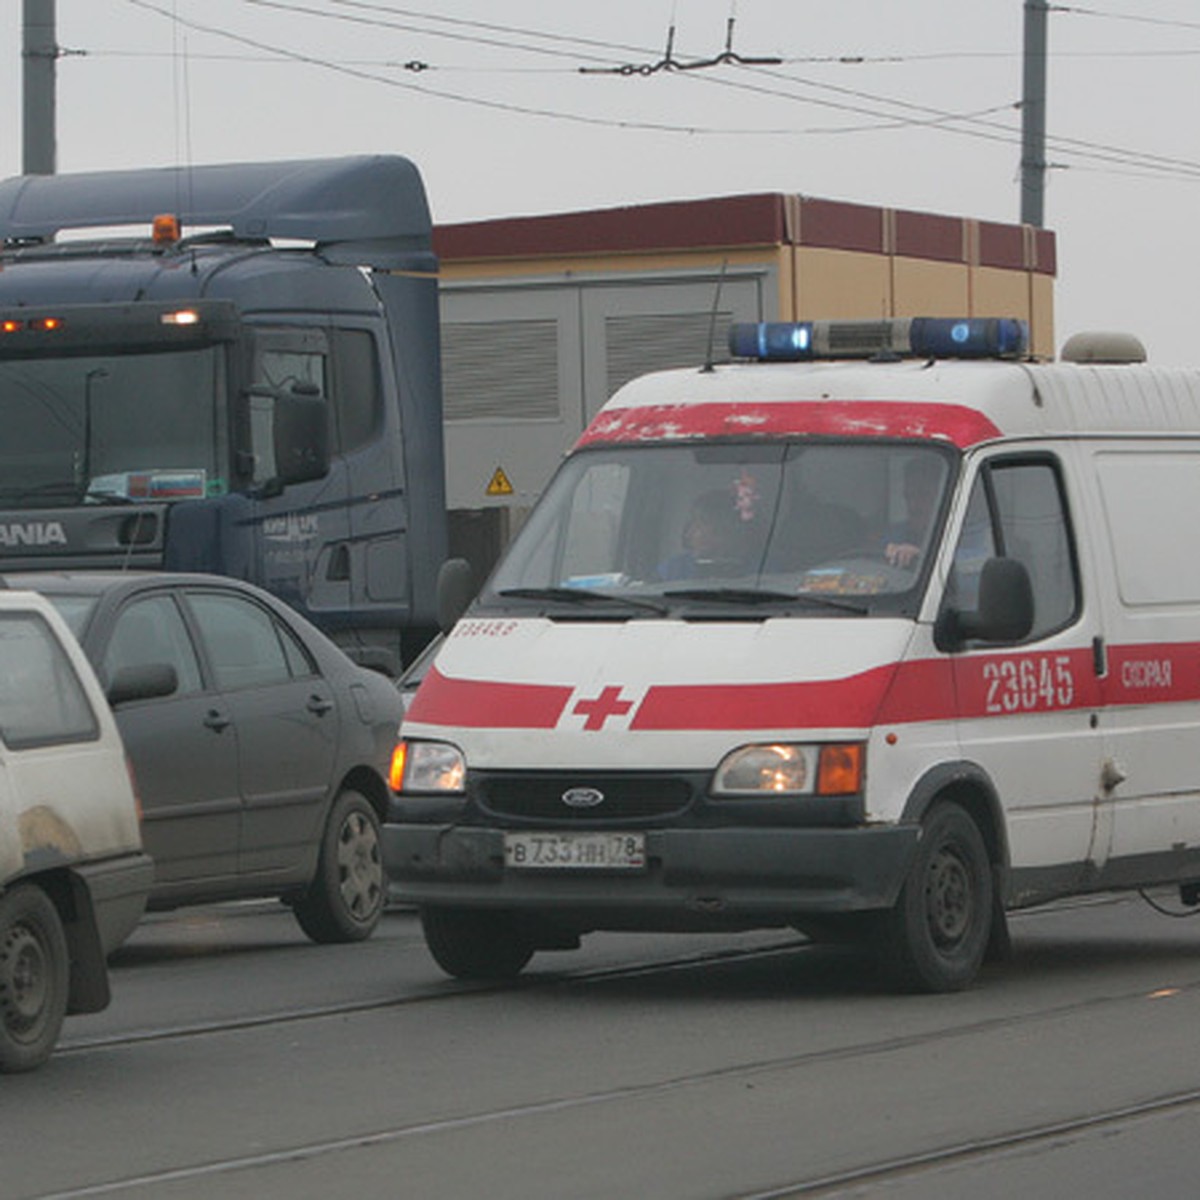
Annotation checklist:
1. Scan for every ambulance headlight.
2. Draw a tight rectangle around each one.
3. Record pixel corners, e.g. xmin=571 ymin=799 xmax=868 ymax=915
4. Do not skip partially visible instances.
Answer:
xmin=390 ymin=740 xmax=466 ymax=794
xmin=712 ymin=743 xmax=863 ymax=796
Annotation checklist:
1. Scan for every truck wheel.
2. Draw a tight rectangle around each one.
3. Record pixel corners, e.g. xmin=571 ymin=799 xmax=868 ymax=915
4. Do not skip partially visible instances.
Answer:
xmin=421 ymin=907 xmax=535 ymax=980
xmin=293 ymin=790 xmax=385 ymax=944
xmin=878 ymin=802 xmax=992 ymax=993
xmin=0 ymin=886 xmax=69 ymax=1073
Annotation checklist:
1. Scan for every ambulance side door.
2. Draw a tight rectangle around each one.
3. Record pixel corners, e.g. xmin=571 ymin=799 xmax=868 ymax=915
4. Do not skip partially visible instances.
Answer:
xmin=944 ymin=449 xmax=1107 ymax=899
xmin=1083 ymin=443 xmax=1200 ymax=879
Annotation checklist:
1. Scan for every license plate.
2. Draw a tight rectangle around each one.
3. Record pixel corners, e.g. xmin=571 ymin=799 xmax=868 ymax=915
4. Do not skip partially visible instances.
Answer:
xmin=504 ymin=832 xmax=646 ymax=871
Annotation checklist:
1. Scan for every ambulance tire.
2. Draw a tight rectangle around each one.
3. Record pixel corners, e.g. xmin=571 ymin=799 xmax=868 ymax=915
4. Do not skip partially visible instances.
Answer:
xmin=0 ymin=885 xmax=69 ymax=1073
xmin=878 ymin=802 xmax=992 ymax=993
xmin=420 ymin=906 xmax=535 ymax=980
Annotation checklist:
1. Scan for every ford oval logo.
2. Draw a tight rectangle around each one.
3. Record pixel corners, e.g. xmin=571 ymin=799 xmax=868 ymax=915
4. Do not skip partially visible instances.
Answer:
xmin=562 ymin=786 xmax=605 ymax=809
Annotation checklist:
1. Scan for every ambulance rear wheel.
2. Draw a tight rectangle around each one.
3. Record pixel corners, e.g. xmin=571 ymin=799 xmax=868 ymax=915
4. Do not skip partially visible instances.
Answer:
xmin=0 ymin=885 xmax=69 ymax=1073
xmin=420 ymin=906 xmax=535 ymax=980
xmin=878 ymin=802 xmax=992 ymax=993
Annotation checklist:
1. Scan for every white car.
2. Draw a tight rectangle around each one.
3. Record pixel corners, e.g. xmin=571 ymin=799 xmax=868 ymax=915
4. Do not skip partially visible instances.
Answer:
xmin=0 ymin=589 xmax=153 ymax=1071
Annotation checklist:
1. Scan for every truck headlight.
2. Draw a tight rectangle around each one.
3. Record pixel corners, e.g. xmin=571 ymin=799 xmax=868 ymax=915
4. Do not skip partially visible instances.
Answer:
xmin=712 ymin=743 xmax=863 ymax=796
xmin=390 ymin=740 xmax=466 ymax=794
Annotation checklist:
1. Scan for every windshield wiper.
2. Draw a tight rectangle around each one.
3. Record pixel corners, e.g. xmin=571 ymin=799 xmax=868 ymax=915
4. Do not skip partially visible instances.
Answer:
xmin=663 ymin=587 xmax=870 ymax=615
xmin=83 ymin=489 xmax=136 ymax=505
xmin=496 ymin=586 xmax=668 ymax=616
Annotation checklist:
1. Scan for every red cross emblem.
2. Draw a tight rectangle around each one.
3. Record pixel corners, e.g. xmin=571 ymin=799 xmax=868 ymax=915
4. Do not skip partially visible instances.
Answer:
xmin=572 ymin=686 xmax=634 ymax=731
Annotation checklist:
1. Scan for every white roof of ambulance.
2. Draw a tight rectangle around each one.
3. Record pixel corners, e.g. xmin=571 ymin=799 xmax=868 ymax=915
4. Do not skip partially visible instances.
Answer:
xmin=587 ymin=358 xmax=1200 ymax=446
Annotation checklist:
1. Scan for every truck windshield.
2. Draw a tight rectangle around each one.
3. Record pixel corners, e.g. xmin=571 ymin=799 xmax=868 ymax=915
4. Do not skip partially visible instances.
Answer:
xmin=0 ymin=348 xmax=229 ymax=507
xmin=486 ymin=440 xmax=956 ymax=616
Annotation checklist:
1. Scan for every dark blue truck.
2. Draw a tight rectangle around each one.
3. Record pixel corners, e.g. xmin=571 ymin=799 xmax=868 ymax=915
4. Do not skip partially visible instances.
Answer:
xmin=0 ymin=156 xmax=447 ymax=670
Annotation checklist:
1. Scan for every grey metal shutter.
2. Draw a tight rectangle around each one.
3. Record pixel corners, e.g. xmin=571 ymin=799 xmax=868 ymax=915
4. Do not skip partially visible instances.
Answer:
xmin=442 ymin=319 xmax=559 ymax=421
xmin=604 ymin=311 xmax=733 ymax=398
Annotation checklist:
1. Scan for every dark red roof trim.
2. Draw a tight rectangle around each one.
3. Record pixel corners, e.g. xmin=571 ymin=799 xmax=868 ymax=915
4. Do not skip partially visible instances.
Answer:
xmin=894 ymin=209 xmax=964 ymax=263
xmin=435 ymin=193 xmax=1056 ymax=276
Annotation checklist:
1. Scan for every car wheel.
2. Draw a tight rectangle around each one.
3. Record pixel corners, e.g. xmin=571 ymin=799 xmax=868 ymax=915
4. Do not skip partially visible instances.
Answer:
xmin=0 ymin=885 xmax=69 ymax=1073
xmin=877 ymin=802 xmax=992 ymax=993
xmin=292 ymin=790 xmax=385 ymax=944
xmin=420 ymin=906 xmax=535 ymax=980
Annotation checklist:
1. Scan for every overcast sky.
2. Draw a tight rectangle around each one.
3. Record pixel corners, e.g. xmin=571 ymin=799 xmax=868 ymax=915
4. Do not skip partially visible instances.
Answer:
xmin=4 ymin=1 xmax=1200 ymax=364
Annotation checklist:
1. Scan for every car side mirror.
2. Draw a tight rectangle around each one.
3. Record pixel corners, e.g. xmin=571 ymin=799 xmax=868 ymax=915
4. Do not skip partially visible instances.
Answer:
xmin=107 ymin=662 xmax=179 ymax=707
xmin=935 ymin=557 xmax=1034 ymax=652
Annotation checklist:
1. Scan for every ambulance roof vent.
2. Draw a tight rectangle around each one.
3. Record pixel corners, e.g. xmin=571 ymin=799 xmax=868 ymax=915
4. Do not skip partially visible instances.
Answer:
xmin=728 ymin=317 xmax=1028 ymax=363
xmin=1060 ymin=331 xmax=1147 ymax=365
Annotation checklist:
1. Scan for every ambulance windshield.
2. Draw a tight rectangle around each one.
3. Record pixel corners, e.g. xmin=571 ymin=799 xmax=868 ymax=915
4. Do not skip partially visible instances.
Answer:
xmin=487 ymin=440 xmax=956 ymax=616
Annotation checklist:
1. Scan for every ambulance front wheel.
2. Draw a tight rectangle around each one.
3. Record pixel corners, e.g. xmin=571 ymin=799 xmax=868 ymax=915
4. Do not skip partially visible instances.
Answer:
xmin=877 ymin=802 xmax=992 ymax=993
xmin=420 ymin=906 xmax=535 ymax=980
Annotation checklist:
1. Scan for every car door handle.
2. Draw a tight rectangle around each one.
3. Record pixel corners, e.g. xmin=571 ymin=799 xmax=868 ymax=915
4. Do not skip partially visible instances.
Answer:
xmin=203 ymin=709 xmax=231 ymax=732
xmin=307 ymin=695 xmax=334 ymax=717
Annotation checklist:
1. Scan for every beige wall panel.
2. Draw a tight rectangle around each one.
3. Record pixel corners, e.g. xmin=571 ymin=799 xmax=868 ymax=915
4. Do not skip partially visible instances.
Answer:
xmin=795 ymin=248 xmax=891 ymax=318
xmin=439 ymin=247 xmax=780 ymax=282
xmin=971 ymin=266 xmax=1031 ymax=322
xmin=972 ymin=266 xmax=1060 ymax=358
xmin=1029 ymin=273 xmax=1056 ymax=360
xmin=891 ymin=258 xmax=970 ymax=316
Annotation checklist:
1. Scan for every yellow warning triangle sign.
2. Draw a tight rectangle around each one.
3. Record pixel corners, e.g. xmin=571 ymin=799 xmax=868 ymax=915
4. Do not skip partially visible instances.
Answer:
xmin=486 ymin=466 xmax=514 ymax=496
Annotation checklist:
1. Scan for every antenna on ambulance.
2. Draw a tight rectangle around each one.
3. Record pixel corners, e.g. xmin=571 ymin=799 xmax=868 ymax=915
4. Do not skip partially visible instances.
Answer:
xmin=701 ymin=259 xmax=729 ymax=374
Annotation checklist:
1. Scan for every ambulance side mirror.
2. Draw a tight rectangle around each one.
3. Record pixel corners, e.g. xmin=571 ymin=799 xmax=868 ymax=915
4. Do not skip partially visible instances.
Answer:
xmin=436 ymin=557 xmax=475 ymax=633
xmin=935 ymin=557 xmax=1034 ymax=652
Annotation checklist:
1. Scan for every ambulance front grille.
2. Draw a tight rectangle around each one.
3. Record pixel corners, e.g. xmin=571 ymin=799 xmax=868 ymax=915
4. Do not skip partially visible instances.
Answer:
xmin=477 ymin=773 xmax=694 ymax=824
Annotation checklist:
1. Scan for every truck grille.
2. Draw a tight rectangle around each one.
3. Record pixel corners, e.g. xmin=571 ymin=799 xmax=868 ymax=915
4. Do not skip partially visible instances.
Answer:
xmin=476 ymin=773 xmax=694 ymax=824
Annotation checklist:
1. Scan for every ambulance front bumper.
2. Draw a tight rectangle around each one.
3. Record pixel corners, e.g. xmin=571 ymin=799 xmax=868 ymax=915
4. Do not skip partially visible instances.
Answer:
xmin=383 ymin=823 xmax=921 ymax=921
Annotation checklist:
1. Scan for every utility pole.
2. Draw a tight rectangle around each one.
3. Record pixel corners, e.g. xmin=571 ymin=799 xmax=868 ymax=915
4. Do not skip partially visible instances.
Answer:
xmin=22 ymin=0 xmax=57 ymax=175
xmin=1020 ymin=0 xmax=1048 ymax=227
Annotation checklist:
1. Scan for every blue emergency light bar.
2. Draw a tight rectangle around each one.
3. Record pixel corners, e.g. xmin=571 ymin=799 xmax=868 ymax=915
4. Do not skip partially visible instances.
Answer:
xmin=728 ymin=317 xmax=1029 ymax=362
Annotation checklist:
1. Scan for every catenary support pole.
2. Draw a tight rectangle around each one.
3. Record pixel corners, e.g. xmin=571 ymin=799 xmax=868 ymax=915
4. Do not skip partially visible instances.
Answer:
xmin=22 ymin=0 xmax=57 ymax=176
xmin=1020 ymin=0 xmax=1048 ymax=228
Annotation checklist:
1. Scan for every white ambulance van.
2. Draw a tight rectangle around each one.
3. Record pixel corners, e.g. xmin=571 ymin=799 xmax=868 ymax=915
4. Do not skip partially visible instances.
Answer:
xmin=386 ymin=316 xmax=1200 ymax=992
xmin=0 ymin=588 xmax=152 ymax=1070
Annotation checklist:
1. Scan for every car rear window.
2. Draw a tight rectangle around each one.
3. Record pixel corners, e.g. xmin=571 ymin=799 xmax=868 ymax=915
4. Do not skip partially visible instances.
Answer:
xmin=0 ymin=612 xmax=99 ymax=749
xmin=40 ymin=593 xmax=99 ymax=639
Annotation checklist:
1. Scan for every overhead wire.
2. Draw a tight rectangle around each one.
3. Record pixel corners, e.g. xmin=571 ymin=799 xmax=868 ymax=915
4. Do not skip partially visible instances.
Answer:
xmin=1053 ymin=4 xmax=1200 ymax=35
xmin=118 ymin=0 xmax=1200 ymax=180
xmin=122 ymin=0 xmax=780 ymax=134
xmin=237 ymin=0 xmax=651 ymax=65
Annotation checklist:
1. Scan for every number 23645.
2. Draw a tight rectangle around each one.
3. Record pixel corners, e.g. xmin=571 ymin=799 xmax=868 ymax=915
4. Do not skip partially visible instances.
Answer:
xmin=982 ymin=655 xmax=1075 ymax=714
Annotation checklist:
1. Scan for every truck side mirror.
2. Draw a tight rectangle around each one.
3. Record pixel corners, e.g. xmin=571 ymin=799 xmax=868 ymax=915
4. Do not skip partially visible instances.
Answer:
xmin=436 ymin=558 xmax=475 ymax=633
xmin=273 ymin=389 xmax=330 ymax=487
xmin=935 ymin=557 xmax=1034 ymax=652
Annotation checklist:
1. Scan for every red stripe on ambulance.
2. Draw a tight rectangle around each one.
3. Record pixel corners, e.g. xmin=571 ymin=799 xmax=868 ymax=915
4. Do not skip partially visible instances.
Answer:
xmin=577 ymin=401 xmax=1003 ymax=451
xmin=407 ymin=666 xmax=572 ymax=728
xmin=408 ymin=644 xmax=1198 ymax=735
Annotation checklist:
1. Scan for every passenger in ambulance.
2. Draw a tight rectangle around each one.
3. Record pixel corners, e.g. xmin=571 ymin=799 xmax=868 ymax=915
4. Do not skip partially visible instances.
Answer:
xmin=884 ymin=458 xmax=941 ymax=569
xmin=658 ymin=489 xmax=748 ymax=580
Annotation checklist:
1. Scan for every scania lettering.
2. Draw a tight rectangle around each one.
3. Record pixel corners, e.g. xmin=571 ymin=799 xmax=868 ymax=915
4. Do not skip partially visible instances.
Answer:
xmin=0 ymin=157 xmax=446 ymax=669
xmin=387 ymin=317 xmax=1200 ymax=992
xmin=0 ymin=522 xmax=66 ymax=548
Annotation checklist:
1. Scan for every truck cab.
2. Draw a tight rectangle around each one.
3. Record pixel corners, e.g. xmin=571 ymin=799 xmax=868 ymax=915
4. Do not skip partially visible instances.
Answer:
xmin=0 ymin=157 xmax=447 ymax=671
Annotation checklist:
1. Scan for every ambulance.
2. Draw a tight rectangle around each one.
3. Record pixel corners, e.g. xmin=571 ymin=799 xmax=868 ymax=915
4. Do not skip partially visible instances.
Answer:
xmin=386 ymin=316 xmax=1200 ymax=992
